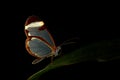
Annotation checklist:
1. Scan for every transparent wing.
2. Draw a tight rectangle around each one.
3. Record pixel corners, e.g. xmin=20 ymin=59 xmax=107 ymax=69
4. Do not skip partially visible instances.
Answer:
xmin=25 ymin=15 xmax=56 ymax=47
xmin=27 ymin=37 xmax=52 ymax=57
xmin=27 ymin=27 xmax=55 ymax=47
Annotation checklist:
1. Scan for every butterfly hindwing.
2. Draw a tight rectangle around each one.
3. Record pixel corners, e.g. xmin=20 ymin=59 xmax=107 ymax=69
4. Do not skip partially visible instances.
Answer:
xmin=26 ymin=37 xmax=52 ymax=57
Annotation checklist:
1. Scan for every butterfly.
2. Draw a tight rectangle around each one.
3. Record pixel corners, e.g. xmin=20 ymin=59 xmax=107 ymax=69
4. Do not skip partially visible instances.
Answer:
xmin=24 ymin=15 xmax=61 ymax=64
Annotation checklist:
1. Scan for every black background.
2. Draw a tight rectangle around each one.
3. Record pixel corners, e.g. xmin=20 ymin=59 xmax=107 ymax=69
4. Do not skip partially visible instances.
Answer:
xmin=1 ymin=1 xmax=120 ymax=80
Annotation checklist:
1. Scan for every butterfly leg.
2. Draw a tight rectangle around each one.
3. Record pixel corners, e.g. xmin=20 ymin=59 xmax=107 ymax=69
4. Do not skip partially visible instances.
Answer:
xmin=32 ymin=57 xmax=45 ymax=64
xmin=50 ymin=55 xmax=54 ymax=64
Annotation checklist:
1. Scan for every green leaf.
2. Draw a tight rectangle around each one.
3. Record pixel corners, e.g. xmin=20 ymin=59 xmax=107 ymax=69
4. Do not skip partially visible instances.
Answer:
xmin=27 ymin=39 xmax=120 ymax=80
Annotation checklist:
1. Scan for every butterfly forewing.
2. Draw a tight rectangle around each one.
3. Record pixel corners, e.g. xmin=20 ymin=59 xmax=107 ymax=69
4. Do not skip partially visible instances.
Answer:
xmin=25 ymin=15 xmax=56 ymax=47
xmin=27 ymin=27 xmax=55 ymax=47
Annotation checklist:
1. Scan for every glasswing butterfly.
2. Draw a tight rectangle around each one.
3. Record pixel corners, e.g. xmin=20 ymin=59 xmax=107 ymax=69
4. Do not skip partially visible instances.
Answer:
xmin=24 ymin=15 xmax=61 ymax=64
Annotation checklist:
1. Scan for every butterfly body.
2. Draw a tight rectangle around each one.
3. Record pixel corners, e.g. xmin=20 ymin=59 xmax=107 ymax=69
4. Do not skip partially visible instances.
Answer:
xmin=25 ymin=15 xmax=61 ymax=64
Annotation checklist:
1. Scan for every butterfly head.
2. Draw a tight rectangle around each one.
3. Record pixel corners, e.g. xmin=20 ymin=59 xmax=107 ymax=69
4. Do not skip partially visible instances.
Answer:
xmin=54 ymin=46 xmax=61 ymax=57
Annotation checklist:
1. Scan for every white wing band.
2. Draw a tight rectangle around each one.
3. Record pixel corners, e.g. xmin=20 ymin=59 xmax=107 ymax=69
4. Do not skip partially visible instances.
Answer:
xmin=25 ymin=21 xmax=44 ymax=30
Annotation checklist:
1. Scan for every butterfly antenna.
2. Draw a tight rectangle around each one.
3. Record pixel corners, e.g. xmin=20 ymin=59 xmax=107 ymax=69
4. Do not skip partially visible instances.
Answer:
xmin=60 ymin=37 xmax=80 ymax=46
